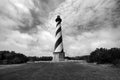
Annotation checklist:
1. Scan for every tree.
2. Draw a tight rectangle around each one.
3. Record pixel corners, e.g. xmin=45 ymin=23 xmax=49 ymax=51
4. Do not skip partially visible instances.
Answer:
xmin=88 ymin=48 xmax=120 ymax=65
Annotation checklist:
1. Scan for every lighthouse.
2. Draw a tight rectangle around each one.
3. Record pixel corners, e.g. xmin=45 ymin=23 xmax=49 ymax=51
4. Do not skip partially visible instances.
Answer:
xmin=53 ymin=15 xmax=65 ymax=62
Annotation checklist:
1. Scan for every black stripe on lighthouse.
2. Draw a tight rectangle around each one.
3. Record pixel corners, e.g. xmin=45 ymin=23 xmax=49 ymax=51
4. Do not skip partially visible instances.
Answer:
xmin=56 ymin=27 xmax=61 ymax=36
xmin=54 ymin=36 xmax=62 ymax=50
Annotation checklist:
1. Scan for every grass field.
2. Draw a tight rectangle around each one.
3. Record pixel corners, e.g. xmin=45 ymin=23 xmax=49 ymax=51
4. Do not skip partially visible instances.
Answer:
xmin=0 ymin=62 xmax=120 ymax=80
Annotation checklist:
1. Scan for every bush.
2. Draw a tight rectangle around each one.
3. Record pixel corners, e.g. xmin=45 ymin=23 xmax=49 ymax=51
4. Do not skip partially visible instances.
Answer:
xmin=112 ymin=59 xmax=120 ymax=65
xmin=28 ymin=56 xmax=53 ymax=61
xmin=88 ymin=48 xmax=120 ymax=65
xmin=0 ymin=51 xmax=28 ymax=64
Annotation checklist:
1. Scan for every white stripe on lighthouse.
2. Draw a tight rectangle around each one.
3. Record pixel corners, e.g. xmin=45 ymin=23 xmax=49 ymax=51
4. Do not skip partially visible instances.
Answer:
xmin=55 ymin=31 xmax=62 ymax=42
xmin=56 ymin=24 xmax=61 ymax=32
xmin=54 ymin=43 xmax=63 ymax=52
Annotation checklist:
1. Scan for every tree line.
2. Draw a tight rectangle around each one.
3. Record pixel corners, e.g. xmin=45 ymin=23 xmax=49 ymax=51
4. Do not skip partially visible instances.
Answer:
xmin=65 ymin=47 xmax=120 ymax=65
xmin=88 ymin=48 xmax=120 ymax=65
xmin=0 ymin=50 xmax=52 ymax=64
xmin=65 ymin=56 xmax=89 ymax=60
xmin=28 ymin=56 xmax=52 ymax=62
xmin=1 ymin=47 xmax=120 ymax=65
xmin=0 ymin=51 xmax=28 ymax=64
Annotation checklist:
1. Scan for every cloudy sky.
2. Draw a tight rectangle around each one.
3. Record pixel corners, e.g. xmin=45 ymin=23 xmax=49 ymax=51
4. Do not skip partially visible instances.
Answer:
xmin=0 ymin=0 xmax=120 ymax=56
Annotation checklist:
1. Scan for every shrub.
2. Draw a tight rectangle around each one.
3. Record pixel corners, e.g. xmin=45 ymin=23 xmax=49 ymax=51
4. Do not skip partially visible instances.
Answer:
xmin=88 ymin=48 xmax=120 ymax=65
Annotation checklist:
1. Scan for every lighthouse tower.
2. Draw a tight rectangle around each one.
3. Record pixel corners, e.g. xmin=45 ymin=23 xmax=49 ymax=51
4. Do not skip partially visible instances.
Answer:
xmin=53 ymin=15 xmax=65 ymax=62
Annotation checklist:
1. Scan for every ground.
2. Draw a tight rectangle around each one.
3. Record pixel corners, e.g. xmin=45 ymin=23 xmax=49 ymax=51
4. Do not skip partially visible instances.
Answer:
xmin=0 ymin=61 xmax=120 ymax=80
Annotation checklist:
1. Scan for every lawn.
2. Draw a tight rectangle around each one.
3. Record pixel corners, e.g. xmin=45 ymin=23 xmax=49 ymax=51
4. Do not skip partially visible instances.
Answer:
xmin=0 ymin=62 xmax=120 ymax=80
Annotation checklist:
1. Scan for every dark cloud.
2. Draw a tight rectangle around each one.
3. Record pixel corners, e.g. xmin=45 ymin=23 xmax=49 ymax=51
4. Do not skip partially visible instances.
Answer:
xmin=17 ymin=9 xmax=43 ymax=34
xmin=17 ymin=0 xmax=65 ymax=34
xmin=111 ymin=0 xmax=120 ymax=28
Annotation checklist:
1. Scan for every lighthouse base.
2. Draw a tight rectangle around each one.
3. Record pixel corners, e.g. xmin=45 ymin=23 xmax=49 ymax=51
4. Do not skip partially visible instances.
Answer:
xmin=53 ymin=52 xmax=65 ymax=62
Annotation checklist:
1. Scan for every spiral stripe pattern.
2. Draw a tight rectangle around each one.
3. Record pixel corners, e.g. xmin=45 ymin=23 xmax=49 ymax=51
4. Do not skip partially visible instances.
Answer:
xmin=54 ymin=22 xmax=64 ymax=52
